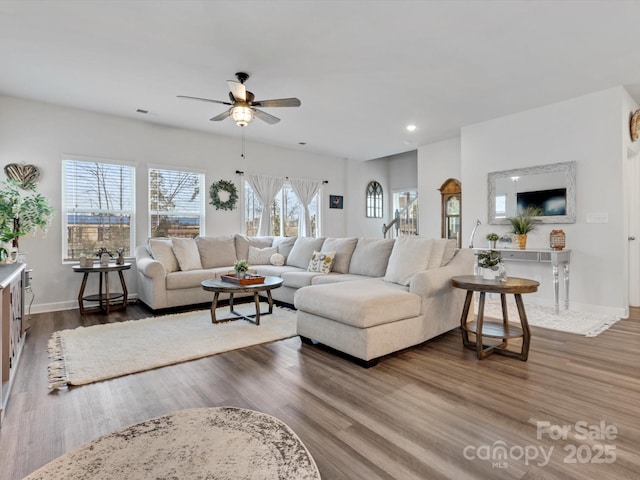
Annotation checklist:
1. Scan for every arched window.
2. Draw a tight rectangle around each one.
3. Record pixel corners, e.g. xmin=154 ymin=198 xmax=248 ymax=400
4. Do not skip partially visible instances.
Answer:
xmin=366 ymin=181 xmax=383 ymax=218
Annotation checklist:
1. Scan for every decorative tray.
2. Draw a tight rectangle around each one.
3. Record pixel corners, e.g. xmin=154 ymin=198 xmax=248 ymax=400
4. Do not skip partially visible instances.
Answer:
xmin=220 ymin=273 xmax=265 ymax=285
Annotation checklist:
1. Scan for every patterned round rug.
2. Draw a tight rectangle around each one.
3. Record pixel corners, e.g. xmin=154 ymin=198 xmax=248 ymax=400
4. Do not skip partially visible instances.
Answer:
xmin=25 ymin=407 xmax=321 ymax=479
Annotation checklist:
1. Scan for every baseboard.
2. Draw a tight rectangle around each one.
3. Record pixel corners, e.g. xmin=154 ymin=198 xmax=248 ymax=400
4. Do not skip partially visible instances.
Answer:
xmin=29 ymin=294 xmax=140 ymax=314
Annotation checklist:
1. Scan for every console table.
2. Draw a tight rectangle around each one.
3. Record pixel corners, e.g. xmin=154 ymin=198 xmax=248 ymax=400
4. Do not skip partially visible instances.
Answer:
xmin=475 ymin=248 xmax=570 ymax=314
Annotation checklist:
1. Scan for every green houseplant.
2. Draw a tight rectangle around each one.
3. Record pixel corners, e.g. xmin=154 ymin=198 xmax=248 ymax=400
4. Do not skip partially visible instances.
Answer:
xmin=0 ymin=178 xmax=54 ymax=251
xmin=486 ymin=232 xmax=499 ymax=248
xmin=507 ymin=206 xmax=542 ymax=249
xmin=234 ymin=260 xmax=249 ymax=279
xmin=477 ymin=250 xmax=502 ymax=280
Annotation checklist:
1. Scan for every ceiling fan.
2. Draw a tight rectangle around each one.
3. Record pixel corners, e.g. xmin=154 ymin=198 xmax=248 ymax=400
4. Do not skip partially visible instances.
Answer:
xmin=177 ymin=72 xmax=301 ymax=127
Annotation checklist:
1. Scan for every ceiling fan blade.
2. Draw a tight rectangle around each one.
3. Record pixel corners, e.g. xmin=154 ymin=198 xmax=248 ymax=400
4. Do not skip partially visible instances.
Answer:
xmin=177 ymin=95 xmax=231 ymax=106
xmin=227 ymin=80 xmax=246 ymax=102
xmin=253 ymin=108 xmax=280 ymax=125
xmin=251 ymin=98 xmax=301 ymax=108
xmin=210 ymin=109 xmax=232 ymax=121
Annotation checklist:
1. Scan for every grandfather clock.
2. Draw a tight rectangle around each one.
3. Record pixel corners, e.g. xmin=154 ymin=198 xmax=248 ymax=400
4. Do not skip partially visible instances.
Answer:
xmin=439 ymin=178 xmax=462 ymax=248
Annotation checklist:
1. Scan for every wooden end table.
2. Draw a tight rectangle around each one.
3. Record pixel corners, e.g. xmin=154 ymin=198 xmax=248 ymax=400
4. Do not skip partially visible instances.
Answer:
xmin=72 ymin=262 xmax=131 ymax=315
xmin=201 ymin=276 xmax=283 ymax=325
xmin=451 ymin=275 xmax=539 ymax=361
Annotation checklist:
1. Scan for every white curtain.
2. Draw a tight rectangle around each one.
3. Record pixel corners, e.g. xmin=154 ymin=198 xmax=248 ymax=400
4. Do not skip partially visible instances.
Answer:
xmin=290 ymin=177 xmax=323 ymax=237
xmin=245 ymin=174 xmax=285 ymax=236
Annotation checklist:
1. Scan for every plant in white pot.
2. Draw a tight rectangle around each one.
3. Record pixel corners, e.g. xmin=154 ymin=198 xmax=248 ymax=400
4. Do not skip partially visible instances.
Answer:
xmin=477 ymin=249 xmax=502 ymax=280
xmin=234 ymin=260 xmax=249 ymax=279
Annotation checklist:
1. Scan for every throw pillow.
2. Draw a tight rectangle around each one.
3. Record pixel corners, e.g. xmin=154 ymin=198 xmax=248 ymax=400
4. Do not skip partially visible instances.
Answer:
xmin=196 ymin=235 xmax=237 ymax=268
xmin=272 ymin=236 xmax=297 ymax=259
xmin=320 ymin=237 xmax=358 ymax=274
xmin=383 ymin=236 xmax=434 ymax=286
xmin=147 ymin=237 xmax=179 ymax=273
xmin=286 ymin=237 xmax=325 ymax=268
xmin=248 ymin=245 xmax=277 ymax=265
xmin=234 ymin=234 xmax=273 ymax=263
xmin=172 ymin=238 xmax=203 ymax=271
xmin=307 ymin=250 xmax=336 ymax=273
xmin=349 ymin=238 xmax=395 ymax=277
xmin=270 ymin=253 xmax=285 ymax=266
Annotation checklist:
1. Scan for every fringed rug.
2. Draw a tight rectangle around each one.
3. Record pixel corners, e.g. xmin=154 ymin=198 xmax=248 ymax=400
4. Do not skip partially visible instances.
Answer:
xmin=481 ymin=295 xmax=621 ymax=336
xmin=48 ymin=304 xmax=297 ymax=390
xmin=24 ymin=407 xmax=321 ymax=479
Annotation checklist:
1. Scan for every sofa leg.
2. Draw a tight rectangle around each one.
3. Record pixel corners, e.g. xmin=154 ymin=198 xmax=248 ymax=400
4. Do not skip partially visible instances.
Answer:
xmin=299 ymin=335 xmax=315 ymax=345
xmin=355 ymin=357 xmax=379 ymax=368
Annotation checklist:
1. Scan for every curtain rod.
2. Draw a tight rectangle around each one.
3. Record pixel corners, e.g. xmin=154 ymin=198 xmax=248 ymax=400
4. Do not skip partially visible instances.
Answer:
xmin=235 ymin=170 xmax=328 ymax=184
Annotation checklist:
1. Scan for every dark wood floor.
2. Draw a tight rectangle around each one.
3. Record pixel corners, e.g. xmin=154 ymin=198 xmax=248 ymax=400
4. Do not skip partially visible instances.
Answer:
xmin=1 ymin=302 xmax=639 ymax=479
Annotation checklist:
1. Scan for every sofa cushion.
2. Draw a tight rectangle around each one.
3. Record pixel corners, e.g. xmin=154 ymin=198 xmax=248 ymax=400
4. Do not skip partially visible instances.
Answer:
xmin=294 ymin=279 xmax=421 ymax=328
xmin=311 ymin=273 xmax=376 ymax=285
xmin=252 ymin=265 xmax=303 ymax=278
xmin=307 ymin=250 xmax=336 ymax=273
xmin=171 ymin=238 xmax=203 ymax=271
xmin=272 ymin=236 xmax=297 ymax=259
xmin=384 ymin=236 xmax=434 ymax=286
xmin=147 ymin=237 xmax=179 ymax=273
xmin=166 ymin=268 xmax=228 ymax=290
xmin=441 ymin=239 xmax=458 ymax=266
xmin=286 ymin=237 xmax=325 ymax=268
xmin=248 ymin=245 xmax=277 ymax=265
xmin=234 ymin=235 xmax=274 ymax=263
xmin=321 ymin=237 xmax=357 ymax=274
xmin=196 ymin=235 xmax=237 ymax=268
xmin=281 ymin=271 xmax=325 ymax=289
xmin=349 ymin=238 xmax=395 ymax=277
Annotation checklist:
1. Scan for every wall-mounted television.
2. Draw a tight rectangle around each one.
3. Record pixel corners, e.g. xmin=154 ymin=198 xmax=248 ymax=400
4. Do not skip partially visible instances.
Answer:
xmin=517 ymin=188 xmax=567 ymax=216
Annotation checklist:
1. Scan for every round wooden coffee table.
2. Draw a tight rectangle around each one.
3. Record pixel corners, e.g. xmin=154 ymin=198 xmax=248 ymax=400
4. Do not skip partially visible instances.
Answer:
xmin=201 ymin=276 xmax=283 ymax=325
xmin=451 ymin=275 xmax=539 ymax=361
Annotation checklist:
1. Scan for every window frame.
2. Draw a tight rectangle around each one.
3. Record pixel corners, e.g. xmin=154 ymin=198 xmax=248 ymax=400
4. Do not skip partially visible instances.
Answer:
xmin=62 ymin=155 xmax=136 ymax=262
xmin=366 ymin=181 xmax=383 ymax=218
xmin=148 ymin=165 xmax=205 ymax=238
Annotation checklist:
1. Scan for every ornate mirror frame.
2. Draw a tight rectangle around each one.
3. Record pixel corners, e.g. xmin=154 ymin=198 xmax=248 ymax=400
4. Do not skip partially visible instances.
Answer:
xmin=487 ymin=161 xmax=576 ymax=225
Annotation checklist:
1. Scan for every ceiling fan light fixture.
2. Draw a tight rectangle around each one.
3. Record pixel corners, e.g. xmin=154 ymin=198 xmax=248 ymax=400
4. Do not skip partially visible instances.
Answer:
xmin=231 ymin=105 xmax=253 ymax=127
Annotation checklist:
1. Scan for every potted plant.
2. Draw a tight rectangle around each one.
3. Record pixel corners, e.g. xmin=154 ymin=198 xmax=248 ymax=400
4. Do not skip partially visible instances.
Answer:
xmin=486 ymin=232 xmax=499 ymax=249
xmin=95 ymin=247 xmax=113 ymax=266
xmin=0 ymin=178 xmax=54 ymax=253
xmin=477 ymin=249 xmax=502 ymax=280
xmin=507 ymin=206 xmax=542 ymax=249
xmin=234 ymin=260 xmax=249 ymax=279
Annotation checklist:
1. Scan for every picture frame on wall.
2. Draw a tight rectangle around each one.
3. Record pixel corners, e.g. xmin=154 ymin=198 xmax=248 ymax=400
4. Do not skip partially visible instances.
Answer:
xmin=329 ymin=195 xmax=343 ymax=209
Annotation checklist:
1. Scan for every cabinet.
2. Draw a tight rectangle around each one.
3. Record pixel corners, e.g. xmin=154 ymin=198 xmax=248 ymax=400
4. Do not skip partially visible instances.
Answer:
xmin=0 ymin=263 xmax=25 ymax=426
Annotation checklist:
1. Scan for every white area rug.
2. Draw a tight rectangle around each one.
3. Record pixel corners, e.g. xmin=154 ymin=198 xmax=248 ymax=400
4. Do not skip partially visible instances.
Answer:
xmin=24 ymin=407 xmax=321 ymax=480
xmin=481 ymin=295 xmax=621 ymax=337
xmin=48 ymin=304 xmax=297 ymax=390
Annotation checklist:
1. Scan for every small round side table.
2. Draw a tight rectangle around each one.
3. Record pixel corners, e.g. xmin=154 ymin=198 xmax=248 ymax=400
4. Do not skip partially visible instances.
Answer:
xmin=72 ymin=262 xmax=131 ymax=315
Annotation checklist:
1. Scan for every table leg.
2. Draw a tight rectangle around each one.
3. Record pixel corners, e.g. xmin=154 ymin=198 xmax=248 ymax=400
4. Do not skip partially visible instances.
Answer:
xmin=253 ymin=292 xmax=261 ymax=326
xmin=553 ymin=264 xmax=560 ymax=314
xmin=460 ymin=290 xmax=474 ymax=348
xmin=77 ymin=272 xmax=89 ymax=315
xmin=229 ymin=292 xmax=235 ymax=314
xmin=118 ymin=270 xmax=128 ymax=310
xmin=514 ymin=293 xmax=531 ymax=361
xmin=267 ymin=289 xmax=274 ymax=314
xmin=104 ymin=271 xmax=110 ymax=314
xmin=210 ymin=292 xmax=220 ymax=323
xmin=564 ymin=262 xmax=570 ymax=310
xmin=476 ymin=292 xmax=486 ymax=360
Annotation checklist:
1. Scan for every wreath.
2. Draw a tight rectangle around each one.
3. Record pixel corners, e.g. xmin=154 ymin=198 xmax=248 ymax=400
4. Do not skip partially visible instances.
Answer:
xmin=209 ymin=179 xmax=238 ymax=211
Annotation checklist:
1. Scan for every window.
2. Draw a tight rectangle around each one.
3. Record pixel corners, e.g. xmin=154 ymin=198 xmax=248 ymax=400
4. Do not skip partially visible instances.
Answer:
xmin=392 ymin=190 xmax=419 ymax=235
xmin=366 ymin=181 xmax=383 ymax=218
xmin=63 ymin=158 xmax=135 ymax=260
xmin=244 ymin=181 xmax=320 ymax=237
xmin=149 ymin=167 xmax=204 ymax=238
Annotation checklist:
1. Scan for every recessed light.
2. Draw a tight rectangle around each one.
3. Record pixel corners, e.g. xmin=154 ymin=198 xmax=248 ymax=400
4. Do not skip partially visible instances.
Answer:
xmin=406 ymin=124 xmax=417 ymax=132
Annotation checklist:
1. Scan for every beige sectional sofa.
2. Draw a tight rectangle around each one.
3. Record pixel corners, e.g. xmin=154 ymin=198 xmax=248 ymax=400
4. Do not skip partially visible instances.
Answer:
xmin=135 ymin=234 xmax=474 ymax=365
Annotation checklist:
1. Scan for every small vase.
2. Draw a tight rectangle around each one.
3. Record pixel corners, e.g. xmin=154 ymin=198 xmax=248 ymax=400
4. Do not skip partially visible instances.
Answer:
xmin=515 ymin=234 xmax=527 ymax=250
xmin=489 ymin=240 xmax=497 ymax=249
xmin=236 ymin=270 xmax=246 ymax=279
xmin=100 ymin=253 xmax=111 ymax=266
xmin=482 ymin=268 xmax=498 ymax=280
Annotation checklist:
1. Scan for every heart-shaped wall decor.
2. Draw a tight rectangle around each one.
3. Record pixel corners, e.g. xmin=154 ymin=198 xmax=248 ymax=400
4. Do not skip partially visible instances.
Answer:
xmin=4 ymin=163 xmax=40 ymax=188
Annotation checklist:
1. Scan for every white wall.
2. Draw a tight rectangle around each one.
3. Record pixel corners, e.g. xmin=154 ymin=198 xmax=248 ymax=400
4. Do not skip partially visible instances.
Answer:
xmin=0 ymin=96 xmax=347 ymax=312
xmin=417 ymin=137 xmax=461 ymax=240
xmin=461 ymin=87 xmax=628 ymax=315
xmin=388 ymin=150 xmax=417 ymax=192
xmin=344 ymin=157 xmax=389 ymax=238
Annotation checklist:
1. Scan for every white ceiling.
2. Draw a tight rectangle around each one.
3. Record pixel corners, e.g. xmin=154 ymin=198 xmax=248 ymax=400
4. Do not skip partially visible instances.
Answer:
xmin=1 ymin=1 xmax=640 ymax=161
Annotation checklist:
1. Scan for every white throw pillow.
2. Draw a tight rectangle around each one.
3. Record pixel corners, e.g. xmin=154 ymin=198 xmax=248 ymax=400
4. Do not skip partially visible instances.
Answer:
xmin=384 ymin=236 xmax=434 ymax=285
xmin=321 ymin=237 xmax=358 ymax=274
xmin=286 ymin=237 xmax=325 ymax=268
xmin=248 ymin=245 xmax=277 ymax=265
xmin=270 ymin=253 xmax=285 ymax=266
xmin=196 ymin=235 xmax=237 ymax=268
xmin=147 ymin=237 xmax=179 ymax=273
xmin=172 ymin=238 xmax=203 ymax=271
xmin=307 ymin=250 xmax=336 ymax=273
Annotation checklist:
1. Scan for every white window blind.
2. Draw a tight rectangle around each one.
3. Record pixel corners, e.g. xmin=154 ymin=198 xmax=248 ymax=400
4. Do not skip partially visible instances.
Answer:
xmin=63 ymin=158 xmax=135 ymax=260
xmin=149 ymin=167 xmax=204 ymax=238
